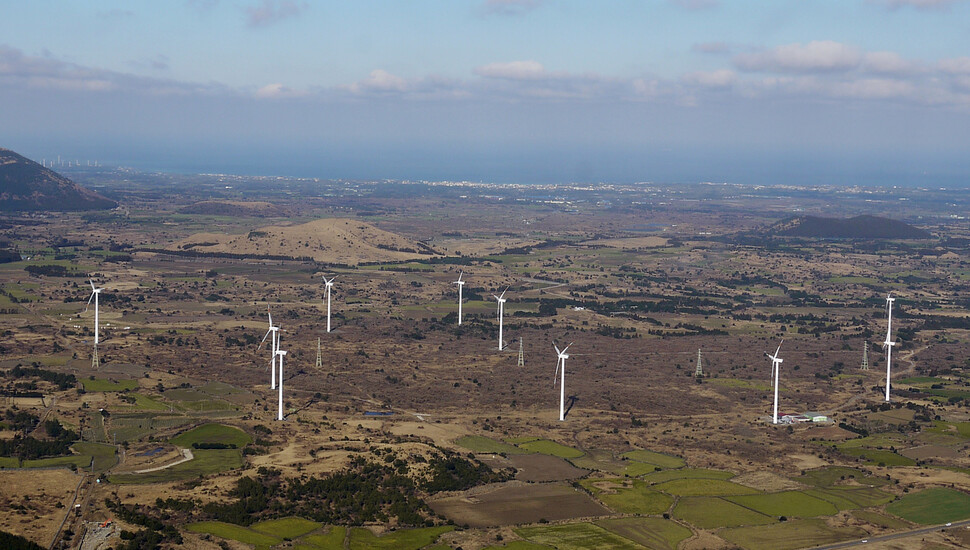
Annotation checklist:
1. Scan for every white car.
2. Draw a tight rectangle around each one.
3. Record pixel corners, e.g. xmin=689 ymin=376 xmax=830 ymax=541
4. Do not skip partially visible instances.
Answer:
xmin=946 ymin=522 xmax=952 ymax=527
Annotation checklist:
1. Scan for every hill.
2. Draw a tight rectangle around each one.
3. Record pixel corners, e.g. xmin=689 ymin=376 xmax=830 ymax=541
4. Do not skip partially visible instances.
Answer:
xmin=0 ymin=148 xmax=116 ymax=211
xmin=178 ymin=200 xmax=287 ymax=217
xmin=172 ymin=218 xmax=440 ymax=264
xmin=769 ymin=215 xmax=931 ymax=239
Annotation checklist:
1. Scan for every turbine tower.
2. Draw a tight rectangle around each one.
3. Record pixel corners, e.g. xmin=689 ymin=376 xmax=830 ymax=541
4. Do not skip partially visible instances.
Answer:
xmin=493 ymin=287 xmax=508 ymax=350
xmin=85 ymin=279 xmax=104 ymax=370
xmin=323 ymin=275 xmax=336 ymax=332
xmin=553 ymin=342 xmax=572 ymax=421
xmin=883 ymin=294 xmax=896 ymax=402
xmin=258 ymin=308 xmax=279 ymax=389
xmin=453 ymin=271 xmax=465 ymax=326
xmin=276 ymin=347 xmax=287 ymax=421
xmin=765 ymin=341 xmax=784 ymax=424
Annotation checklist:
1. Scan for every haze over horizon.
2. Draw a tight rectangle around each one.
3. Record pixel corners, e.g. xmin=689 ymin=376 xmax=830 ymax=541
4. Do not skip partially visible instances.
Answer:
xmin=3 ymin=0 xmax=970 ymax=186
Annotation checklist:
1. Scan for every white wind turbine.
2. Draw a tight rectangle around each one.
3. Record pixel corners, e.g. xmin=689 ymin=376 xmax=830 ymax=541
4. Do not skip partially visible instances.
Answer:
xmin=323 ymin=275 xmax=336 ymax=333
xmin=493 ymin=287 xmax=509 ymax=350
xmin=258 ymin=308 xmax=279 ymax=389
xmin=453 ymin=271 xmax=464 ymax=326
xmin=553 ymin=342 xmax=572 ymax=421
xmin=765 ymin=340 xmax=783 ymax=424
xmin=276 ymin=346 xmax=287 ymax=421
xmin=883 ymin=293 xmax=896 ymax=402
xmin=84 ymin=279 xmax=105 ymax=369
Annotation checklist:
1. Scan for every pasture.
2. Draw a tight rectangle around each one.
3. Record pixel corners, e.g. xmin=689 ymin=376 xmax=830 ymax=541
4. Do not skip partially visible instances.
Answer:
xmin=516 ymin=439 xmax=584 ymax=459
xmin=169 ymin=422 xmax=252 ymax=448
xmin=886 ymin=487 xmax=970 ymax=524
xmin=720 ymin=518 xmax=867 ymax=550
xmin=81 ymin=378 xmax=138 ymax=392
xmin=652 ymin=478 xmax=759 ymax=497
xmin=672 ymin=496 xmax=774 ymax=528
xmin=620 ymin=449 xmax=686 ymax=469
xmin=429 ymin=482 xmax=610 ymax=527
xmin=726 ymin=491 xmax=839 ymax=518
xmin=581 ymin=479 xmax=673 ymax=515
xmin=348 ymin=526 xmax=453 ymax=550
xmin=456 ymin=435 xmax=529 ymax=455
xmin=594 ymin=517 xmax=691 ymax=550
xmin=516 ymin=523 xmax=645 ymax=550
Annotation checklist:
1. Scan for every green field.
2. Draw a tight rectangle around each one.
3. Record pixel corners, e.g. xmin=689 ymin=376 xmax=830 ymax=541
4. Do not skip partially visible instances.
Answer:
xmin=292 ymin=527 xmax=346 ymax=550
xmin=73 ymin=441 xmax=118 ymax=471
xmin=595 ymin=517 xmax=691 ymax=550
xmin=640 ymin=468 xmax=735 ymax=484
xmin=653 ymin=478 xmax=759 ymax=497
xmin=581 ymin=479 xmax=674 ymax=515
xmin=481 ymin=542 xmax=552 ymax=550
xmin=721 ymin=518 xmax=866 ymax=550
xmin=122 ymin=393 xmax=170 ymax=411
xmin=726 ymin=491 xmax=839 ymax=518
xmin=108 ymin=448 xmax=243 ymax=484
xmin=804 ymin=487 xmax=894 ymax=510
xmin=517 ymin=439 xmax=584 ymax=459
xmin=81 ymin=378 xmax=139 ymax=392
xmin=348 ymin=526 xmax=453 ymax=550
xmin=567 ymin=449 xmax=627 ymax=475
xmin=886 ymin=488 xmax=970 ymax=524
xmin=620 ymin=450 xmax=686 ymax=469
xmin=795 ymin=466 xmax=889 ymax=488
xmin=852 ymin=509 xmax=910 ymax=529
xmin=516 ymin=523 xmax=646 ymax=550
xmin=250 ymin=517 xmax=321 ymax=539
xmin=838 ymin=447 xmax=916 ymax=467
xmin=672 ymin=496 xmax=774 ymax=528
xmin=186 ymin=521 xmax=281 ymax=549
xmin=169 ymin=423 xmax=252 ymax=448
xmin=456 ymin=435 xmax=530 ymax=455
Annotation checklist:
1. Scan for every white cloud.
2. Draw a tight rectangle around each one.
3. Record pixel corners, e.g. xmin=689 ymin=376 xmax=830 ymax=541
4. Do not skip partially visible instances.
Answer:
xmin=345 ymin=70 xmax=410 ymax=94
xmin=939 ymin=57 xmax=970 ymax=74
xmin=735 ymin=41 xmax=861 ymax=73
xmin=682 ymin=69 xmax=736 ymax=88
xmin=245 ymin=0 xmax=306 ymax=28
xmin=474 ymin=60 xmax=548 ymax=80
xmin=863 ymin=51 xmax=916 ymax=74
xmin=255 ymin=83 xmax=307 ymax=98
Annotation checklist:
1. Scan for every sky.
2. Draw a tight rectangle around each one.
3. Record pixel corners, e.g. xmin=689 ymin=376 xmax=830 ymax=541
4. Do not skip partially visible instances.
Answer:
xmin=3 ymin=0 xmax=970 ymax=186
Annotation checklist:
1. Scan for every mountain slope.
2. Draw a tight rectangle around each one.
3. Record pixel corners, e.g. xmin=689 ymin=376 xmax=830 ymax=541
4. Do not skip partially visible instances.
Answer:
xmin=173 ymin=218 xmax=439 ymax=264
xmin=769 ymin=215 xmax=931 ymax=239
xmin=0 ymin=148 xmax=116 ymax=211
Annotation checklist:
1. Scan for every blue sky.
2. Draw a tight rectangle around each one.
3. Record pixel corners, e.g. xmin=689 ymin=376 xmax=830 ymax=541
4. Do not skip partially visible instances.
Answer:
xmin=3 ymin=0 xmax=970 ymax=185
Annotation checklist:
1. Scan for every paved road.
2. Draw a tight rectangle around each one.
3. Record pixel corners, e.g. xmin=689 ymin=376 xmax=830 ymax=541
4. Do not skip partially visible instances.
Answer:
xmin=812 ymin=519 xmax=970 ymax=549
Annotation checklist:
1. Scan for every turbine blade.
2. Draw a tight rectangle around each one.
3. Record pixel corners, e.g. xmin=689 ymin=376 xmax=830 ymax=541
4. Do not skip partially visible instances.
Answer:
xmin=553 ymin=357 xmax=561 ymax=386
xmin=89 ymin=279 xmax=96 ymax=291
xmin=87 ymin=292 xmax=96 ymax=306
xmin=258 ymin=329 xmax=272 ymax=349
xmin=500 ymin=286 xmax=509 ymax=299
xmin=554 ymin=343 xmax=561 ymax=355
xmin=563 ymin=342 xmax=573 ymax=353
xmin=457 ymin=271 xmax=463 ymax=282
xmin=267 ymin=306 xmax=273 ymax=327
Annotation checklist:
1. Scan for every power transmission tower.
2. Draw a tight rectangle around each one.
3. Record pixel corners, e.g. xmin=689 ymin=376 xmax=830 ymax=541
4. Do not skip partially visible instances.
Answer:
xmin=517 ymin=338 xmax=524 ymax=367
xmin=694 ymin=349 xmax=703 ymax=377
xmin=91 ymin=345 xmax=100 ymax=371
xmin=315 ymin=338 xmax=322 ymax=369
xmin=861 ymin=341 xmax=869 ymax=370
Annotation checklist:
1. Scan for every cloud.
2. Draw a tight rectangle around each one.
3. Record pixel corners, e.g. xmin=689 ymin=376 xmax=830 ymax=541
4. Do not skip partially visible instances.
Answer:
xmin=735 ymin=41 xmax=862 ymax=73
xmin=939 ymin=57 xmax=970 ymax=74
xmin=870 ymin=0 xmax=961 ymax=10
xmin=255 ymin=83 xmax=307 ymax=98
xmin=246 ymin=0 xmax=306 ymax=27
xmin=862 ymin=51 xmax=917 ymax=74
xmin=482 ymin=0 xmax=543 ymax=16
xmin=474 ymin=60 xmax=548 ymax=80
xmin=682 ymin=69 xmax=736 ymax=88
xmin=345 ymin=69 xmax=410 ymax=94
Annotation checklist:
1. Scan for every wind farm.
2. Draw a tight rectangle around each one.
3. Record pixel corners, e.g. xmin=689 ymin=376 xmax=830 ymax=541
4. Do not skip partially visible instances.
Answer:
xmin=3 ymin=168 xmax=970 ymax=550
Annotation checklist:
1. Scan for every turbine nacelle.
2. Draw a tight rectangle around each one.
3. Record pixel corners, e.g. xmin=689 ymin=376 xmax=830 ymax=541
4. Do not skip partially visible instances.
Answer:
xmin=453 ymin=271 xmax=464 ymax=285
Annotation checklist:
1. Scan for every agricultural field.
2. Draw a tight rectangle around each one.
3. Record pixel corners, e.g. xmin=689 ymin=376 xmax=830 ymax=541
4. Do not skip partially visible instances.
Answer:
xmin=3 ymin=174 xmax=970 ymax=549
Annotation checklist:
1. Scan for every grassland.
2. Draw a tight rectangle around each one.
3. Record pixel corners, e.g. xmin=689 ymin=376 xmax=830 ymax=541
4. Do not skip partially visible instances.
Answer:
xmin=594 ymin=517 xmax=692 ymax=550
xmin=250 ymin=517 xmax=322 ymax=539
xmin=726 ymin=491 xmax=839 ymax=518
xmin=516 ymin=523 xmax=646 ymax=550
xmin=516 ymin=439 xmax=584 ymax=459
xmin=852 ymin=509 xmax=910 ymax=529
xmin=886 ymin=488 xmax=970 ymax=524
xmin=620 ymin=450 xmax=686 ymax=469
xmin=108 ymin=448 xmax=243 ymax=484
xmin=80 ymin=378 xmax=139 ymax=392
xmin=292 ymin=527 xmax=346 ymax=550
xmin=795 ymin=466 xmax=889 ymax=487
xmin=456 ymin=435 xmax=530 ymax=455
xmin=720 ymin=518 xmax=866 ymax=550
xmin=838 ymin=447 xmax=916 ymax=467
xmin=672 ymin=496 xmax=774 ymax=528
xmin=169 ymin=423 xmax=252 ymax=448
xmin=186 ymin=521 xmax=281 ymax=549
xmin=640 ymin=468 xmax=735 ymax=484
xmin=653 ymin=478 xmax=759 ymax=497
xmin=580 ymin=479 xmax=674 ymax=515
xmin=348 ymin=526 xmax=453 ymax=550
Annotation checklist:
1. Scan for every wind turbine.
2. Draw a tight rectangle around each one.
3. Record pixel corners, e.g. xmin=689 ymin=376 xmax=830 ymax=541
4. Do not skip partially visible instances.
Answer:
xmin=258 ymin=308 xmax=279 ymax=389
xmin=323 ymin=275 xmax=336 ymax=333
xmin=765 ymin=340 xmax=783 ymax=424
xmin=553 ymin=342 xmax=572 ymax=421
xmin=84 ymin=279 xmax=104 ymax=369
xmin=453 ymin=271 xmax=464 ymax=326
xmin=276 ymin=347 xmax=287 ymax=421
xmin=493 ymin=287 xmax=508 ymax=350
xmin=883 ymin=293 xmax=896 ymax=402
